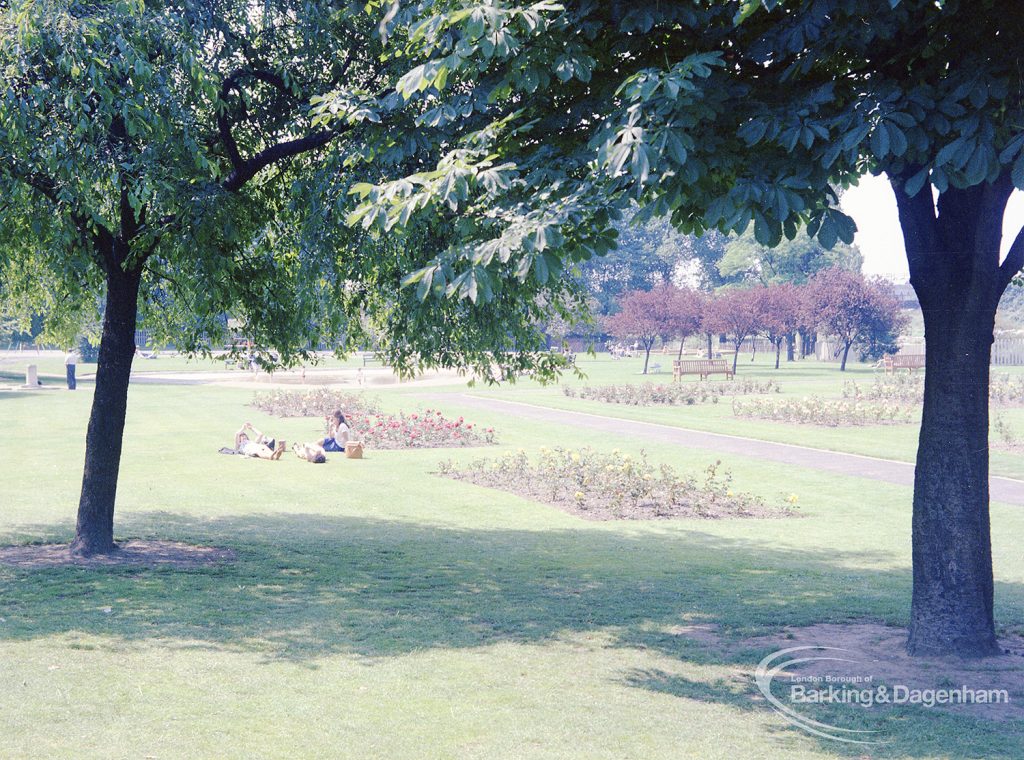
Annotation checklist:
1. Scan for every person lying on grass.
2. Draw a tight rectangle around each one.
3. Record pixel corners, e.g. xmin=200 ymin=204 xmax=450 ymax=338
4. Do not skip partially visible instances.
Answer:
xmin=234 ymin=423 xmax=286 ymax=460
xmin=292 ymin=442 xmax=327 ymax=463
xmin=319 ymin=410 xmax=352 ymax=452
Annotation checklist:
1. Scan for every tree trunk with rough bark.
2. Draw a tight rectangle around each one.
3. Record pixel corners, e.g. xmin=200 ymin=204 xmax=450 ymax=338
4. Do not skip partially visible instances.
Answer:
xmin=892 ymin=174 xmax=1021 ymax=657
xmin=70 ymin=263 xmax=141 ymax=557
xmin=908 ymin=307 xmax=998 ymax=656
xmin=774 ymin=339 xmax=781 ymax=369
xmin=786 ymin=332 xmax=795 ymax=362
xmin=839 ymin=341 xmax=852 ymax=371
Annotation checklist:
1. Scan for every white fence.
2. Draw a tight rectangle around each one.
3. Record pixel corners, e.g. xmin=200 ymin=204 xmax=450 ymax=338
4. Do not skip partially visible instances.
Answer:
xmin=814 ymin=337 xmax=1024 ymax=365
xmin=993 ymin=339 xmax=1024 ymax=365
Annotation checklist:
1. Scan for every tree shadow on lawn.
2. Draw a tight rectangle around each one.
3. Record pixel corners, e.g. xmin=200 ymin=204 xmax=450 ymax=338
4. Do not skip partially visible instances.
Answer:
xmin=1 ymin=511 xmax=1022 ymax=757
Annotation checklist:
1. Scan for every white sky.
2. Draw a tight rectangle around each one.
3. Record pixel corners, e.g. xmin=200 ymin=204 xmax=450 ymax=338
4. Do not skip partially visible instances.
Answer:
xmin=839 ymin=174 xmax=1024 ymax=281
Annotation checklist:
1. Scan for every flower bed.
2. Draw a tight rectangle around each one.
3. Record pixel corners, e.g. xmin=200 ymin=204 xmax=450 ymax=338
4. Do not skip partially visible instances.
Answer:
xmin=252 ymin=388 xmax=381 ymax=418
xmin=359 ymin=409 xmax=496 ymax=449
xmin=253 ymin=390 xmax=496 ymax=449
xmin=731 ymin=396 xmax=915 ymax=426
xmin=563 ymin=379 xmax=780 ymax=406
xmin=437 ymin=447 xmax=794 ymax=520
xmin=843 ymin=373 xmax=1024 ymax=406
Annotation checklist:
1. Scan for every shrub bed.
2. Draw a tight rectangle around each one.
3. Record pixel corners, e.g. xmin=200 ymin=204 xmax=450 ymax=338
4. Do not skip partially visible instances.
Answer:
xmin=563 ymin=379 xmax=780 ymax=406
xmin=253 ymin=390 xmax=496 ymax=449
xmin=843 ymin=373 xmax=1024 ymax=406
xmin=438 ymin=447 xmax=794 ymax=520
xmin=252 ymin=388 xmax=381 ymax=418
xmin=992 ymin=411 xmax=1024 ymax=451
xmin=731 ymin=397 xmax=915 ymax=426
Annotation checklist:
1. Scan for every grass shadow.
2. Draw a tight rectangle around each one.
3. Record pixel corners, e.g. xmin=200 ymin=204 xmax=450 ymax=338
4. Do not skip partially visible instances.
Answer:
xmin=1 ymin=511 xmax=1022 ymax=758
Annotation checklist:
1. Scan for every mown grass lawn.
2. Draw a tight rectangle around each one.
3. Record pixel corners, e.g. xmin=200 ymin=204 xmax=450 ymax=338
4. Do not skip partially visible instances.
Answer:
xmin=1 ymin=372 xmax=1023 ymax=758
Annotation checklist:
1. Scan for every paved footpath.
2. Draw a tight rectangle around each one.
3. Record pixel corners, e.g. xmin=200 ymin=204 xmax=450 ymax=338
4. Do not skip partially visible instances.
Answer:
xmin=440 ymin=394 xmax=1024 ymax=507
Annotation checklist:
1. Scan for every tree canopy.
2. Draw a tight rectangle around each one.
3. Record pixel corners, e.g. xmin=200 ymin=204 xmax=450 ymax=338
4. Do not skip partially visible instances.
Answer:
xmin=718 ymin=229 xmax=862 ymax=285
xmin=339 ymin=0 xmax=1024 ymax=657
xmin=807 ymin=267 xmax=908 ymax=370
xmin=0 ymin=0 xmax=586 ymax=554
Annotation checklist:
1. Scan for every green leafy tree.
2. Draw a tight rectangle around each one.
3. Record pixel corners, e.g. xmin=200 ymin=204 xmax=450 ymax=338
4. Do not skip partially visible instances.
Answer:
xmin=579 ymin=212 xmax=685 ymax=314
xmin=719 ymin=228 xmax=862 ymax=285
xmin=0 ymin=0 xmax=579 ymax=556
xmin=343 ymin=0 xmax=1024 ymax=656
xmin=0 ymin=0 xmax=388 ymax=555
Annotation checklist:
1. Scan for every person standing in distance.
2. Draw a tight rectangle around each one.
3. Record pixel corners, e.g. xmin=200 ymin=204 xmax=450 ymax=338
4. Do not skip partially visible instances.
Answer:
xmin=64 ymin=347 xmax=79 ymax=390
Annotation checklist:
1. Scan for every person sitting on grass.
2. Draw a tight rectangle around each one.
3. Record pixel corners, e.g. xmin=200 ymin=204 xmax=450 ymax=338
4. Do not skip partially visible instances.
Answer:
xmin=318 ymin=410 xmax=351 ymax=452
xmin=292 ymin=442 xmax=327 ymax=464
xmin=234 ymin=422 xmax=286 ymax=460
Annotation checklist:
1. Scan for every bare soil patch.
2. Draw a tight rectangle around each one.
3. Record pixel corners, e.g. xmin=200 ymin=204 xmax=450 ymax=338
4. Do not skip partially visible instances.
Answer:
xmin=672 ymin=622 xmax=1024 ymax=722
xmin=0 ymin=540 xmax=236 ymax=569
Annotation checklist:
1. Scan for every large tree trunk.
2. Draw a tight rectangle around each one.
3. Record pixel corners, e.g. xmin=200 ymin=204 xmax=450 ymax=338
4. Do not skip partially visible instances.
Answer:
xmin=705 ymin=333 xmax=713 ymax=360
xmin=731 ymin=342 xmax=740 ymax=374
xmin=774 ymin=339 xmax=781 ymax=369
xmin=786 ymin=332 xmax=795 ymax=362
xmin=642 ymin=344 xmax=651 ymax=374
xmin=892 ymin=175 xmax=1020 ymax=657
xmin=907 ymin=309 xmax=998 ymax=656
xmin=70 ymin=266 xmax=141 ymax=557
xmin=839 ymin=341 xmax=852 ymax=371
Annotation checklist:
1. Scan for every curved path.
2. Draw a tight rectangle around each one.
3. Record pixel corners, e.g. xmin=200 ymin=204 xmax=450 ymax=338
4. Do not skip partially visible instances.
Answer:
xmin=440 ymin=394 xmax=1024 ymax=507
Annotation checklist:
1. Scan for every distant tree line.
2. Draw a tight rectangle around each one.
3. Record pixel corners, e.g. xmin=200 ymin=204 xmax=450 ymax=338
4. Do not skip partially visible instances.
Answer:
xmin=603 ymin=267 xmax=907 ymax=374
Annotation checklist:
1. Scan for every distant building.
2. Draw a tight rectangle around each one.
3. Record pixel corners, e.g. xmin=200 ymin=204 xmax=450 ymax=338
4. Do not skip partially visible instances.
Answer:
xmin=891 ymin=282 xmax=919 ymax=308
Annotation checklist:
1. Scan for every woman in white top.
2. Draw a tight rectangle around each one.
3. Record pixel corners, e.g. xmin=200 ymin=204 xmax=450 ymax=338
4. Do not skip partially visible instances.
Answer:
xmin=318 ymin=410 xmax=351 ymax=452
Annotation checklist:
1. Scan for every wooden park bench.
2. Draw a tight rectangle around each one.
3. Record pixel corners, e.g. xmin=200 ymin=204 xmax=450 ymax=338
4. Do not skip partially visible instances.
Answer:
xmin=673 ymin=358 xmax=734 ymax=381
xmin=883 ymin=354 xmax=925 ymax=373
xmin=359 ymin=351 xmax=384 ymax=367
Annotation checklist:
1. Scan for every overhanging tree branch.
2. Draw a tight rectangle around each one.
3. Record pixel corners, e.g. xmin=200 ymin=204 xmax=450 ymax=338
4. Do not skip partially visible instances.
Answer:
xmin=890 ymin=171 xmax=940 ymax=286
xmin=218 ymin=68 xmax=298 ymax=170
xmin=221 ymin=129 xmax=340 ymax=192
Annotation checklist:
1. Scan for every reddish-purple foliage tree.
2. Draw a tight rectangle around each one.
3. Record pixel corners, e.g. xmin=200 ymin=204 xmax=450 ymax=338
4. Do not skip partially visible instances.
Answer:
xmin=808 ymin=267 xmax=909 ymax=371
xmin=703 ymin=288 xmax=763 ymax=374
xmin=604 ymin=289 xmax=675 ymax=374
xmin=755 ymin=284 xmax=808 ymax=369
xmin=659 ymin=285 xmax=705 ymax=360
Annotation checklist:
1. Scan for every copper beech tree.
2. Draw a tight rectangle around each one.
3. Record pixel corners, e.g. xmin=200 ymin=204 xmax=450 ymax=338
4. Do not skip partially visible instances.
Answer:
xmin=703 ymin=288 xmax=763 ymax=374
xmin=808 ymin=268 xmax=908 ymax=371
xmin=604 ymin=288 xmax=673 ymax=374
xmin=753 ymin=283 xmax=806 ymax=369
